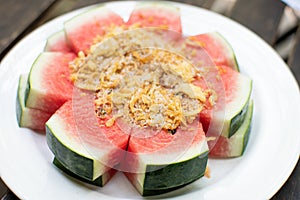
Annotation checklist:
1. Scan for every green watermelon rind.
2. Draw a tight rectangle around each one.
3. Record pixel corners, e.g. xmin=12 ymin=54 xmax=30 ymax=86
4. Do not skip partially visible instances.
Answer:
xmin=126 ymin=138 xmax=209 ymax=196
xmin=142 ymin=151 xmax=208 ymax=196
xmin=52 ymin=157 xmax=116 ymax=187
xmin=52 ymin=157 xmax=103 ymax=186
xmin=228 ymin=100 xmax=254 ymax=156
xmin=223 ymin=74 xmax=252 ymax=138
xmin=24 ymin=53 xmax=43 ymax=110
xmin=45 ymin=108 xmax=111 ymax=182
xmin=210 ymin=100 xmax=254 ymax=158
xmin=16 ymin=74 xmax=29 ymax=128
xmin=46 ymin=124 xmax=97 ymax=180
xmin=16 ymin=74 xmax=51 ymax=130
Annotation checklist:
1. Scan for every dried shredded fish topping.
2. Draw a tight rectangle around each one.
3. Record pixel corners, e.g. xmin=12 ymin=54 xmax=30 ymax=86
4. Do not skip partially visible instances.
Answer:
xmin=94 ymin=49 xmax=209 ymax=131
xmin=69 ymin=25 xmax=218 ymax=131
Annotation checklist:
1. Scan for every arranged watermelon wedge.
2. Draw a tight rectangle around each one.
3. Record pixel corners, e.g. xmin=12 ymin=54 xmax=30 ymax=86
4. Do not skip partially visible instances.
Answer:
xmin=189 ymin=32 xmax=239 ymax=71
xmin=44 ymin=31 xmax=73 ymax=53
xmin=53 ymin=157 xmax=116 ymax=187
xmin=123 ymin=120 xmax=208 ymax=196
xmin=209 ymin=100 xmax=253 ymax=157
xmin=64 ymin=6 xmax=124 ymax=53
xmin=25 ymin=52 xmax=76 ymax=113
xmin=46 ymin=95 xmax=129 ymax=181
xmin=16 ymin=74 xmax=52 ymax=131
xmin=193 ymin=65 xmax=252 ymax=138
xmin=127 ymin=2 xmax=182 ymax=33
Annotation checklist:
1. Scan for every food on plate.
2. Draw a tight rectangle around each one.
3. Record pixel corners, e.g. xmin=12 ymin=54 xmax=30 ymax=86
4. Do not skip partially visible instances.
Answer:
xmin=44 ymin=30 xmax=73 ymax=53
xmin=197 ymin=65 xmax=252 ymax=138
xmin=209 ymin=100 xmax=253 ymax=157
xmin=127 ymin=2 xmax=182 ymax=32
xmin=64 ymin=6 xmax=124 ymax=53
xmin=16 ymin=2 xmax=253 ymax=196
xmin=46 ymin=99 xmax=129 ymax=181
xmin=53 ymin=157 xmax=117 ymax=187
xmin=25 ymin=52 xmax=76 ymax=113
xmin=189 ymin=32 xmax=239 ymax=71
xmin=16 ymin=74 xmax=52 ymax=131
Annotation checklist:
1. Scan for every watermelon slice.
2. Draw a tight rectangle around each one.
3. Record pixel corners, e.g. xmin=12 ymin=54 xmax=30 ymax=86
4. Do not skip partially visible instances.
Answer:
xmin=122 ymin=119 xmax=208 ymax=196
xmin=53 ymin=157 xmax=116 ymax=187
xmin=25 ymin=52 xmax=76 ymax=113
xmin=127 ymin=2 xmax=182 ymax=33
xmin=16 ymin=74 xmax=52 ymax=131
xmin=64 ymin=6 xmax=124 ymax=53
xmin=46 ymin=93 xmax=129 ymax=181
xmin=209 ymin=100 xmax=253 ymax=157
xmin=189 ymin=32 xmax=239 ymax=71
xmin=44 ymin=31 xmax=73 ymax=53
xmin=196 ymin=65 xmax=252 ymax=138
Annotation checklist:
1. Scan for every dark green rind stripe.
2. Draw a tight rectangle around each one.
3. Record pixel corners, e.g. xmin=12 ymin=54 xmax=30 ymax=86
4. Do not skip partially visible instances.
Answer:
xmin=24 ymin=54 xmax=39 ymax=108
xmin=228 ymin=81 xmax=252 ymax=138
xmin=24 ymin=75 xmax=30 ymax=108
xmin=53 ymin=157 xmax=103 ymax=187
xmin=229 ymin=101 xmax=249 ymax=138
xmin=46 ymin=124 xmax=94 ymax=180
xmin=241 ymin=101 xmax=254 ymax=155
xmin=16 ymin=76 xmax=23 ymax=127
xmin=142 ymin=151 xmax=208 ymax=196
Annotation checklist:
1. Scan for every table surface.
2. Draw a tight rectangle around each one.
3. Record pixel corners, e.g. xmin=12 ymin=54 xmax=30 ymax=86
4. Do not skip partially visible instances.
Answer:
xmin=0 ymin=0 xmax=299 ymax=199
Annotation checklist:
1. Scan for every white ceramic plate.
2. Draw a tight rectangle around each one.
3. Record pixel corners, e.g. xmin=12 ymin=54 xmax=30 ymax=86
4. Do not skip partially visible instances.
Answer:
xmin=0 ymin=1 xmax=299 ymax=199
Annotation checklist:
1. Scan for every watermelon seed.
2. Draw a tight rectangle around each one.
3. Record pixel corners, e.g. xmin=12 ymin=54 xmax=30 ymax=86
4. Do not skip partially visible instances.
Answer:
xmin=168 ymin=129 xmax=177 ymax=135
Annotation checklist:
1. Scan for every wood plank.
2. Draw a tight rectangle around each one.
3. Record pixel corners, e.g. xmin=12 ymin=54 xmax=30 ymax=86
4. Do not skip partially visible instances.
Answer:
xmin=229 ymin=0 xmax=285 ymax=45
xmin=288 ymin=25 xmax=300 ymax=85
xmin=0 ymin=178 xmax=8 ymax=198
xmin=0 ymin=0 xmax=56 ymax=58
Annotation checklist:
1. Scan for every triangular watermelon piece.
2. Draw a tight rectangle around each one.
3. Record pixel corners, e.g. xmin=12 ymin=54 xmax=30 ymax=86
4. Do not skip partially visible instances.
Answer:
xmin=46 ymin=93 xmax=129 ymax=181
xmin=189 ymin=32 xmax=239 ymax=71
xmin=127 ymin=2 xmax=182 ymax=33
xmin=123 ymin=120 xmax=208 ymax=196
xmin=16 ymin=74 xmax=52 ymax=131
xmin=44 ymin=31 xmax=73 ymax=53
xmin=64 ymin=6 xmax=124 ymax=53
xmin=25 ymin=52 xmax=76 ymax=113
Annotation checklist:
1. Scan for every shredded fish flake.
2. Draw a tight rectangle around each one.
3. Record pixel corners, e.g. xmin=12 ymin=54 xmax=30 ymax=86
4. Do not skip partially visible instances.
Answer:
xmin=68 ymin=25 xmax=218 ymax=132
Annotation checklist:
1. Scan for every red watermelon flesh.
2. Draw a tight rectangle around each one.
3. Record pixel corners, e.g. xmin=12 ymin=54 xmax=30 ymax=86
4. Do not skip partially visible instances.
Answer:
xmin=71 ymin=89 xmax=129 ymax=167
xmin=64 ymin=6 xmax=124 ymax=54
xmin=127 ymin=120 xmax=205 ymax=154
xmin=122 ymin=119 xmax=208 ymax=195
xmin=44 ymin=31 xmax=73 ymax=53
xmin=26 ymin=52 xmax=76 ymax=113
xmin=46 ymin=95 xmax=129 ymax=180
xmin=189 ymin=32 xmax=239 ymax=71
xmin=127 ymin=3 xmax=182 ymax=33
xmin=193 ymin=65 xmax=251 ymax=138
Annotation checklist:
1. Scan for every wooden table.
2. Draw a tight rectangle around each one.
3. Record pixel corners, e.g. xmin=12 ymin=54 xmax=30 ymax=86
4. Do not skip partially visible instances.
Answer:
xmin=0 ymin=0 xmax=299 ymax=199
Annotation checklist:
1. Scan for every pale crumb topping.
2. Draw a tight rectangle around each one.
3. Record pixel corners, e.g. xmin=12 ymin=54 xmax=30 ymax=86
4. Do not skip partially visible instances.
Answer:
xmin=94 ymin=49 xmax=209 ymax=131
xmin=69 ymin=24 xmax=219 ymax=132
